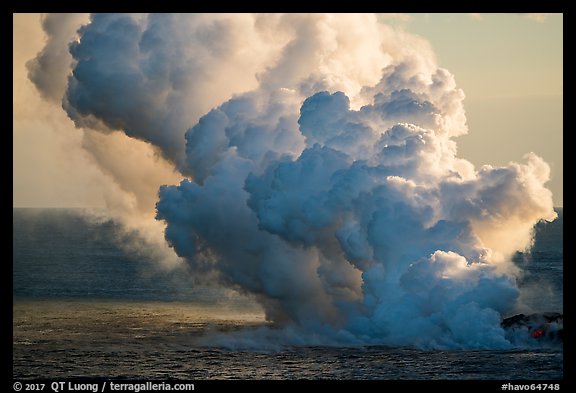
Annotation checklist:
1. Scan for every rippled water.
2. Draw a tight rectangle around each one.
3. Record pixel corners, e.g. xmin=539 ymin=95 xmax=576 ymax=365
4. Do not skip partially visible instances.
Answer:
xmin=12 ymin=299 xmax=563 ymax=380
xmin=12 ymin=208 xmax=563 ymax=380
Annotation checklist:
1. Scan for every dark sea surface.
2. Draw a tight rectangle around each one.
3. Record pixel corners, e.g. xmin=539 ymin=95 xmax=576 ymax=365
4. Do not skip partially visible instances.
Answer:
xmin=12 ymin=208 xmax=563 ymax=380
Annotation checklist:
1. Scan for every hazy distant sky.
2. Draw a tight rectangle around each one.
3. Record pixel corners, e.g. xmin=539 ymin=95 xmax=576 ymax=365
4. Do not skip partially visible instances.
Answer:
xmin=13 ymin=13 xmax=563 ymax=207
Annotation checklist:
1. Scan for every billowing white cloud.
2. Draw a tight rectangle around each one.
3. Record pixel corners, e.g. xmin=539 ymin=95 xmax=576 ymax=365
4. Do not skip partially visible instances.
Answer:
xmin=27 ymin=13 xmax=557 ymax=349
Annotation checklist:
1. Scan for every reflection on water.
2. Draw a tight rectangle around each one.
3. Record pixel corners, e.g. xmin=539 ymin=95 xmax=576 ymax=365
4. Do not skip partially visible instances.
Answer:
xmin=13 ymin=299 xmax=265 ymax=379
xmin=14 ymin=299 xmax=265 ymax=348
xmin=13 ymin=299 xmax=563 ymax=380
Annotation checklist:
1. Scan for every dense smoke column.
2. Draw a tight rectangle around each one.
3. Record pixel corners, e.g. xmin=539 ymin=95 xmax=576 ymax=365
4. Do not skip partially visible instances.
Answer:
xmin=60 ymin=13 xmax=292 ymax=171
xmin=26 ymin=13 xmax=89 ymax=103
xmin=27 ymin=13 xmax=557 ymax=348
xmin=157 ymin=57 xmax=555 ymax=348
xmin=244 ymin=75 xmax=554 ymax=347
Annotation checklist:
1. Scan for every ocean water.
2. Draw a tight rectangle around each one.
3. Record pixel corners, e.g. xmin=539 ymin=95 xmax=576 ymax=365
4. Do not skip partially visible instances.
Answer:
xmin=12 ymin=208 xmax=563 ymax=380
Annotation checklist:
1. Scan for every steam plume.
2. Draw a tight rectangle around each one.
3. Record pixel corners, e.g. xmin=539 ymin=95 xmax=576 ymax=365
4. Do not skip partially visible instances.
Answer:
xmin=28 ymin=13 xmax=557 ymax=349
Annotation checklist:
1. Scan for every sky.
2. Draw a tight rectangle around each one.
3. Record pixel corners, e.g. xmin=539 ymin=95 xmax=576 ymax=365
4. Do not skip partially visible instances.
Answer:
xmin=13 ymin=13 xmax=563 ymax=207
